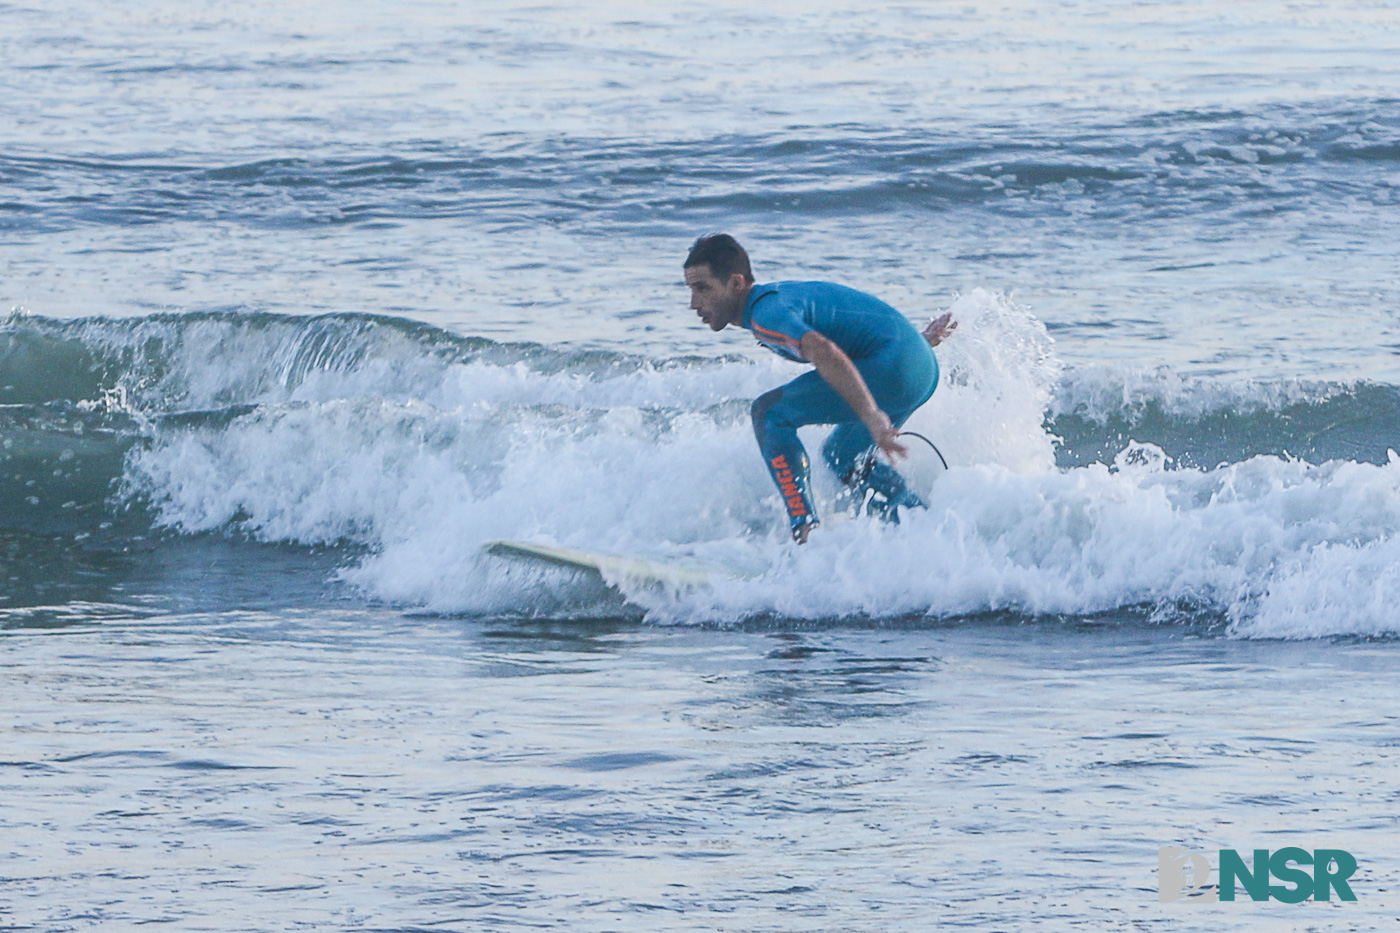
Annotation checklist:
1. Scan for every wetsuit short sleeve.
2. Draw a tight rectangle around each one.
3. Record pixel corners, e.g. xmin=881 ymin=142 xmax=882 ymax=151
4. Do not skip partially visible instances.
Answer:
xmin=747 ymin=291 xmax=811 ymax=362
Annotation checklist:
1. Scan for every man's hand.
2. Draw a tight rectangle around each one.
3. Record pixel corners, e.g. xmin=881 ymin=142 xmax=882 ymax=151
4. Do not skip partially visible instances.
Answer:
xmin=869 ymin=412 xmax=909 ymax=461
xmin=923 ymin=312 xmax=957 ymax=347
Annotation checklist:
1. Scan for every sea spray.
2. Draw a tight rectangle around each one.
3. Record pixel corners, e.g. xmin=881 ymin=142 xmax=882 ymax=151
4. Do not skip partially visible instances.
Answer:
xmin=10 ymin=305 xmax=1400 ymax=635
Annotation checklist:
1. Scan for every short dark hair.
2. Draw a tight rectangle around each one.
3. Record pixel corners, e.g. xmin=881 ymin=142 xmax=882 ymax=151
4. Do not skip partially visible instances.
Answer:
xmin=684 ymin=234 xmax=753 ymax=282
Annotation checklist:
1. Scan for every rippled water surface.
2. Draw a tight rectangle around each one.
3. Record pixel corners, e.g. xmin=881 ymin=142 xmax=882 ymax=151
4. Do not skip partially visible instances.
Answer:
xmin=6 ymin=1 xmax=1400 ymax=374
xmin=5 ymin=615 xmax=1398 ymax=931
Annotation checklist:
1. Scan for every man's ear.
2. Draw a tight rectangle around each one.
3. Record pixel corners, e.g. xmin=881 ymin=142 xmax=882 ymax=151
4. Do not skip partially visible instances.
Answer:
xmin=726 ymin=273 xmax=749 ymax=291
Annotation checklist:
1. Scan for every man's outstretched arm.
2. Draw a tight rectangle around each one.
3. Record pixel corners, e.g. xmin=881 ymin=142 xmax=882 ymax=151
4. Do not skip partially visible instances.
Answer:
xmin=798 ymin=331 xmax=908 ymax=460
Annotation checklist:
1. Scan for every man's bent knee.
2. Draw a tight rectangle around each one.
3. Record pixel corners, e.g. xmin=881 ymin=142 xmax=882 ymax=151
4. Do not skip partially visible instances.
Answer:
xmin=751 ymin=387 xmax=785 ymax=447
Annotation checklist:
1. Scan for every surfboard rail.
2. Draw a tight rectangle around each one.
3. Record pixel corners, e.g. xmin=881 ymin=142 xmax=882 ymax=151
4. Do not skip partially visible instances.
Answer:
xmin=482 ymin=539 xmax=713 ymax=589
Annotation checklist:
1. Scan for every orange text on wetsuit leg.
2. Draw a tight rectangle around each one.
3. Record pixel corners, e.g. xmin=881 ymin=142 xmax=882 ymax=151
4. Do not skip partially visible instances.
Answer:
xmin=769 ymin=455 xmax=808 ymax=517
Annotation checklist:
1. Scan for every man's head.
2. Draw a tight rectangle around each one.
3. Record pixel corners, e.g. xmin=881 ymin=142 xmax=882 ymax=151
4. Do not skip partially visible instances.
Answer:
xmin=684 ymin=234 xmax=753 ymax=331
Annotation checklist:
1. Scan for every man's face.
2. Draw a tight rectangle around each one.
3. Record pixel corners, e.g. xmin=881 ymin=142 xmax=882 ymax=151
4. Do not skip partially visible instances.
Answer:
xmin=685 ymin=265 xmax=747 ymax=331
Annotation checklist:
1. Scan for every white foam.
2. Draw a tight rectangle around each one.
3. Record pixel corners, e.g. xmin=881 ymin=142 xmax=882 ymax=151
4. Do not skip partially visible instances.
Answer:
xmin=119 ymin=297 xmax=1400 ymax=637
xmin=671 ymin=452 xmax=1400 ymax=633
xmin=1053 ymin=363 xmax=1343 ymax=424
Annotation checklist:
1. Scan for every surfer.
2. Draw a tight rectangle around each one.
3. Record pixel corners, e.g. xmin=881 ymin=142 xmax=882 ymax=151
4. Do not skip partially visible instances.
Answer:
xmin=684 ymin=233 xmax=955 ymax=543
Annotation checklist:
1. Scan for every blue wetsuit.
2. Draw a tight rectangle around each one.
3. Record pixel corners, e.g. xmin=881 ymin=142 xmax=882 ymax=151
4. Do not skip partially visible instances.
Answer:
xmin=743 ymin=281 xmax=938 ymax=533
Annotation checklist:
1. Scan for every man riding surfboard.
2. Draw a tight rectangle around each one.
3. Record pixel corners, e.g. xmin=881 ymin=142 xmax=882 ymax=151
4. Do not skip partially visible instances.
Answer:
xmin=684 ymin=234 xmax=954 ymax=543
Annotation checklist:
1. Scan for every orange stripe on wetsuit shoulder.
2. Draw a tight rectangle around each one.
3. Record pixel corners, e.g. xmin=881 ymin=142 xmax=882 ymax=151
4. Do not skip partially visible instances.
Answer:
xmin=751 ymin=323 xmax=803 ymax=351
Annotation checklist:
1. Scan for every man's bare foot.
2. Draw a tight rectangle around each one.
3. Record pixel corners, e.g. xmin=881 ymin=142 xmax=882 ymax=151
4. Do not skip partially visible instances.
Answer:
xmin=922 ymin=312 xmax=957 ymax=347
xmin=792 ymin=521 xmax=819 ymax=544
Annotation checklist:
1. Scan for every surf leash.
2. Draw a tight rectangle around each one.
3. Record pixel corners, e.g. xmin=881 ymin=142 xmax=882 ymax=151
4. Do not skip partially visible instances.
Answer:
xmin=897 ymin=431 xmax=949 ymax=470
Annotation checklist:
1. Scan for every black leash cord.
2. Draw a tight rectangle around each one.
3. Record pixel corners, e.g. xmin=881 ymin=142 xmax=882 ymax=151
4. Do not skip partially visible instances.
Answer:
xmin=896 ymin=431 xmax=949 ymax=470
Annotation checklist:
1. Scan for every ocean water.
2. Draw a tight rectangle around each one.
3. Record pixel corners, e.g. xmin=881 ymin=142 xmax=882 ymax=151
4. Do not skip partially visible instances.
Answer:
xmin=3 ymin=1 xmax=1399 ymax=929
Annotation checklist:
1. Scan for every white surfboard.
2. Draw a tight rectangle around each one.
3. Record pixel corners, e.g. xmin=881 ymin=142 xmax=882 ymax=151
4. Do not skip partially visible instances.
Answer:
xmin=482 ymin=539 xmax=715 ymax=590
